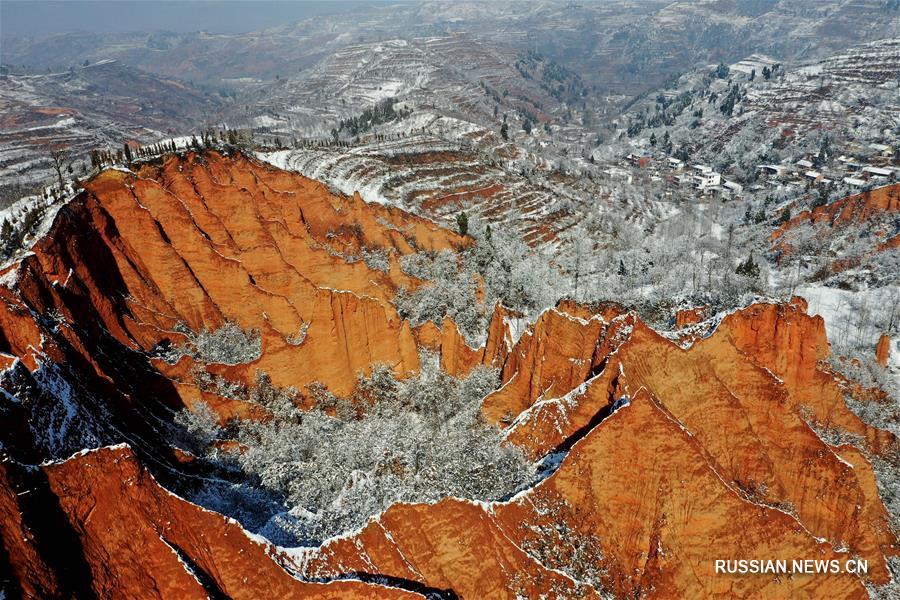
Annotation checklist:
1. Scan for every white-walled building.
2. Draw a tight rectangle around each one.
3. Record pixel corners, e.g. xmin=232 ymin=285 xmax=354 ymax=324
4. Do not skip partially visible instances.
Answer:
xmin=694 ymin=169 xmax=722 ymax=189
xmin=863 ymin=166 xmax=893 ymax=180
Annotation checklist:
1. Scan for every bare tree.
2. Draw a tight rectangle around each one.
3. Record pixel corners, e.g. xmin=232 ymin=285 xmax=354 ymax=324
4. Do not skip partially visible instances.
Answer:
xmin=49 ymin=148 xmax=71 ymax=190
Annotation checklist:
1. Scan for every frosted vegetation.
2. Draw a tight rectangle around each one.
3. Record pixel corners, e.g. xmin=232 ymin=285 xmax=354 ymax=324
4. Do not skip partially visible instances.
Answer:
xmin=175 ymin=355 xmax=533 ymax=544
xmin=867 ymin=555 xmax=900 ymax=600
xmin=159 ymin=322 xmax=262 ymax=365
xmin=394 ymin=193 xmax=896 ymax=358
xmin=358 ymin=247 xmax=390 ymax=273
xmin=833 ymin=355 xmax=900 ymax=431
xmin=517 ymin=493 xmax=613 ymax=598
xmin=396 ymin=220 xmax=562 ymax=342
xmin=0 ymin=204 xmax=45 ymax=261
xmin=542 ymin=198 xmax=771 ymax=326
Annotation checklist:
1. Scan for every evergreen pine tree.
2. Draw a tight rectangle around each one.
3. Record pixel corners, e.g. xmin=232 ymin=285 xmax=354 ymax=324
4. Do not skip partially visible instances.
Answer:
xmin=736 ymin=252 xmax=760 ymax=279
xmin=456 ymin=211 xmax=469 ymax=237
xmin=778 ymin=206 xmax=791 ymax=224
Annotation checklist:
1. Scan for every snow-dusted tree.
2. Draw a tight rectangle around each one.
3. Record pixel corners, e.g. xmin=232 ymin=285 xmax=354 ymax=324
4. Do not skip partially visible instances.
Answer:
xmin=177 ymin=355 xmax=533 ymax=544
xmin=394 ymin=220 xmax=563 ymax=342
xmin=174 ymin=400 xmax=221 ymax=453
xmin=163 ymin=322 xmax=262 ymax=365
xmin=49 ymin=148 xmax=71 ymax=190
xmin=395 ymin=250 xmax=484 ymax=340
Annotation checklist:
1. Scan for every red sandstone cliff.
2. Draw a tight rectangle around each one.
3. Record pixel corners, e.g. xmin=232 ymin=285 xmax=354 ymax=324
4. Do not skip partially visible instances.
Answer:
xmin=772 ymin=184 xmax=900 ymax=236
xmin=0 ymin=151 xmax=468 ymax=429
xmin=0 ymin=446 xmax=419 ymax=599
xmin=0 ymin=152 xmax=896 ymax=599
xmin=769 ymin=183 xmax=900 ymax=272
xmin=301 ymin=299 xmax=898 ymax=598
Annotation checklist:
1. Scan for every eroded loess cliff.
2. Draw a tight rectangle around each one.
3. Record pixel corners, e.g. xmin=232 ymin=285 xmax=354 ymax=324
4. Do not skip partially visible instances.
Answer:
xmin=302 ymin=299 xmax=899 ymax=599
xmin=0 ymin=151 xmax=469 ymax=448
xmin=769 ymin=182 xmax=900 ymax=273
xmin=0 ymin=446 xmax=422 ymax=599
xmin=0 ymin=152 xmax=897 ymax=599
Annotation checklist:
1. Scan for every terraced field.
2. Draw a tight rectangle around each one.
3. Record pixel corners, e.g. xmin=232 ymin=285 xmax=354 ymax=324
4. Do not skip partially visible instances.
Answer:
xmin=0 ymin=61 xmax=224 ymax=190
xmin=260 ymin=136 xmax=596 ymax=245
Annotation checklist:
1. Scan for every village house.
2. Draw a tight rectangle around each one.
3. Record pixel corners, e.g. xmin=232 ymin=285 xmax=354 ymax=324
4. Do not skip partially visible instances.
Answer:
xmin=723 ymin=180 xmax=743 ymax=195
xmin=604 ymin=166 xmax=633 ymax=184
xmin=863 ymin=166 xmax=894 ymax=181
xmin=843 ymin=176 xmax=867 ymax=187
xmin=704 ymin=185 xmax=725 ymax=197
xmin=676 ymin=172 xmax=694 ymax=186
xmin=626 ymin=152 xmax=651 ymax=168
xmin=692 ymin=165 xmax=721 ymax=189
xmin=838 ymin=155 xmax=863 ymax=171
xmin=869 ymin=143 xmax=894 ymax=157
xmin=757 ymin=164 xmax=789 ymax=178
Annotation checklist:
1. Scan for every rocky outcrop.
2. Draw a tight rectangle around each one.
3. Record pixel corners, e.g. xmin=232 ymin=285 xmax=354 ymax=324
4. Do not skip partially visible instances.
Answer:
xmin=770 ymin=183 xmax=900 ymax=272
xmin=717 ymin=299 xmax=895 ymax=455
xmin=296 ymin=300 xmax=897 ymax=598
xmin=439 ymin=303 xmax=525 ymax=377
xmin=479 ymin=304 xmax=623 ymax=426
xmin=876 ymin=333 xmax=892 ymax=367
xmin=303 ymin=296 xmax=898 ymax=598
xmin=616 ymin=319 xmax=896 ymax=583
xmin=0 ymin=445 xmax=418 ymax=599
xmin=772 ymin=184 xmax=900 ymax=236
xmin=674 ymin=305 xmax=708 ymax=329
xmin=0 ymin=151 xmax=469 ymax=444
xmin=302 ymin=387 xmax=886 ymax=599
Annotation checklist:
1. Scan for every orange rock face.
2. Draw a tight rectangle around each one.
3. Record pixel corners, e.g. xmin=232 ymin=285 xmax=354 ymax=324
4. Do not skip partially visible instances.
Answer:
xmin=301 ymin=301 xmax=898 ymax=599
xmin=302 ymin=387 xmax=890 ymax=599
xmin=0 ymin=446 xmax=416 ymax=599
xmin=772 ymin=183 xmax=900 ymax=238
xmin=0 ymin=153 xmax=896 ymax=599
xmin=674 ymin=305 xmax=708 ymax=329
xmin=770 ymin=183 xmax=900 ymax=271
xmin=875 ymin=333 xmax=892 ymax=367
xmin=718 ymin=300 xmax=894 ymax=455
xmin=2 ymin=151 xmax=468 ymax=413
xmin=439 ymin=302 xmax=525 ymax=377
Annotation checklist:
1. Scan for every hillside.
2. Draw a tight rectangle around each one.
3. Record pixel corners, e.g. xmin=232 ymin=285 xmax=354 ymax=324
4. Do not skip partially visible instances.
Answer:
xmin=0 ymin=60 xmax=226 ymax=194
xmin=6 ymin=1 xmax=900 ymax=95
xmin=234 ymin=34 xmax=609 ymax=242
xmin=604 ymin=38 xmax=900 ymax=186
xmin=2 ymin=4 xmax=900 ymax=597
xmin=0 ymin=152 xmax=897 ymax=598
